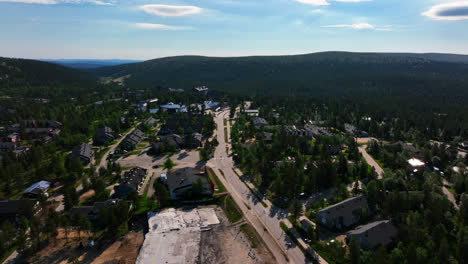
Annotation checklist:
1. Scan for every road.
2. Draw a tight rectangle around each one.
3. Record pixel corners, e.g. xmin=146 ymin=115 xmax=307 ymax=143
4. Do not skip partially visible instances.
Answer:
xmin=98 ymin=124 xmax=141 ymax=169
xmin=358 ymin=145 xmax=383 ymax=179
xmin=208 ymin=109 xmax=326 ymax=264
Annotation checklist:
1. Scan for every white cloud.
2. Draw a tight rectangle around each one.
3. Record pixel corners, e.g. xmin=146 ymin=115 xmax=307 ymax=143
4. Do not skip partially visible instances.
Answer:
xmin=294 ymin=0 xmax=329 ymax=6
xmin=135 ymin=23 xmax=192 ymax=31
xmin=334 ymin=0 xmax=371 ymax=2
xmin=139 ymin=4 xmax=202 ymax=17
xmin=422 ymin=1 xmax=468 ymax=21
xmin=0 ymin=0 xmax=56 ymax=3
xmin=322 ymin=23 xmax=374 ymax=29
xmin=293 ymin=0 xmax=371 ymax=5
xmin=0 ymin=0 xmax=114 ymax=4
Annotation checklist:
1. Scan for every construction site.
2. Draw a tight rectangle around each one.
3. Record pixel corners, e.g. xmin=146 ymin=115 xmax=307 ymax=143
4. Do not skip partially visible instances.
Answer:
xmin=137 ymin=205 xmax=276 ymax=264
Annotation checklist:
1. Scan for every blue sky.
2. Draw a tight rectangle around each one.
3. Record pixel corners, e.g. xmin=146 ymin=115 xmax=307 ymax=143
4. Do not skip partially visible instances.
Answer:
xmin=1 ymin=0 xmax=468 ymax=59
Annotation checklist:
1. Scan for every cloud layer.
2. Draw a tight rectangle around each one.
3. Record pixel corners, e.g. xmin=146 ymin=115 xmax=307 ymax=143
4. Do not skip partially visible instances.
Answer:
xmin=0 ymin=0 xmax=113 ymax=5
xmin=293 ymin=0 xmax=371 ymax=5
xmin=322 ymin=23 xmax=374 ymax=29
xmin=140 ymin=4 xmax=202 ymax=17
xmin=422 ymin=1 xmax=468 ymax=20
xmin=135 ymin=23 xmax=192 ymax=30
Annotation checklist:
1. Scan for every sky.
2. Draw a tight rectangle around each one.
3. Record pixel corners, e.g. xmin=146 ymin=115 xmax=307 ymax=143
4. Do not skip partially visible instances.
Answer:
xmin=1 ymin=0 xmax=468 ymax=59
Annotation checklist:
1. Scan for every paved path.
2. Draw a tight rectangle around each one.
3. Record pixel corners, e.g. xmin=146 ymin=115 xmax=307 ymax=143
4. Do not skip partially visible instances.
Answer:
xmin=208 ymin=110 xmax=326 ymax=264
xmin=442 ymin=179 xmax=459 ymax=209
xmin=358 ymin=145 xmax=383 ymax=179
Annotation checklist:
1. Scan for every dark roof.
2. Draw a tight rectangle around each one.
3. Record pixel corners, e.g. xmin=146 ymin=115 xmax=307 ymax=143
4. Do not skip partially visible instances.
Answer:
xmin=70 ymin=143 xmax=92 ymax=160
xmin=119 ymin=167 xmax=147 ymax=190
xmin=253 ymin=117 xmax=268 ymax=128
xmin=400 ymin=142 xmax=420 ymax=155
xmin=317 ymin=196 xmax=368 ymax=219
xmin=346 ymin=220 xmax=397 ymax=249
xmin=70 ymin=199 xmax=120 ymax=219
xmin=122 ymin=129 xmax=145 ymax=147
xmin=167 ymin=167 xmax=207 ymax=192
xmin=0 ymin=200 xmax=36 ymax=216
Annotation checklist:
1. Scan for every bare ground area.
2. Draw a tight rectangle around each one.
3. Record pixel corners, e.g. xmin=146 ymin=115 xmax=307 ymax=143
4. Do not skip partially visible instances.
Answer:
xmin=28 ymin=229 xmax=143 ymax=264
xmin=200 ymin=207 xmax=276 ymax=264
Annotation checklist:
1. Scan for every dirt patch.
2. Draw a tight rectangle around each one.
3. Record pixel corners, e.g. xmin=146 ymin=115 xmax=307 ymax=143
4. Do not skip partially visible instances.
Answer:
xmin=199 ymin=207 xmax=276 ymax=264
xmin=29 ymin=229 xmax=143 ymax=264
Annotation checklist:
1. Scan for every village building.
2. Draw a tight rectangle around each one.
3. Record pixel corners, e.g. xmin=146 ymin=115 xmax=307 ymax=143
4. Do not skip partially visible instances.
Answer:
xmin=316 ymin=196 xmax=369 ymax=230
xmin=22 ymin=180 xmax=51 ymax=198
xmin=114 ymin=167 xmax=147 ymax=199
xmin=167 ymin=167 xmax=213 ymax=199
xmin=69 ymin=143 xmax=93 ymax=164
xmin=346 ymin=220 xmax=397 ymax=249
xmin=96 ymin=126 xmax=115 ymax=145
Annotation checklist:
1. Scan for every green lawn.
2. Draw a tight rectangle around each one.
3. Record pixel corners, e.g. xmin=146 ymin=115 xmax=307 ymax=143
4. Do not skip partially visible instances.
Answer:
xmin=222 ymin=195 xmax=243 ymax=223
xmin=224 ymin=127 xmax=228 ymax=142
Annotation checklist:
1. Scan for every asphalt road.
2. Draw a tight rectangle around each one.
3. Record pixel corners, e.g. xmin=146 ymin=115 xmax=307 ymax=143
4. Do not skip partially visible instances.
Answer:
xmin=208 ymin=110 xmax=325 ymax=264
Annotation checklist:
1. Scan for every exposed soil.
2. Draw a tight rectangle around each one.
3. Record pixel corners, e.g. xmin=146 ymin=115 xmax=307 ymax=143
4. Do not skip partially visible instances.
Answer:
xmin=199 ymin=207 xmax=276 ymax=264
xmin=28 ymin=229 xmax=143 ymax=264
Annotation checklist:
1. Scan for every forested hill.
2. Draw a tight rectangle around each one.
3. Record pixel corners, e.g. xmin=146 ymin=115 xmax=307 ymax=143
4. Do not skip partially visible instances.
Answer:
xmin=0 ymin=57 xmax=96 ymax=97
xmin=384 ymin=52 xmax=468 ymax=64
xmin=90 ymin=52 xmax=468 ymax=99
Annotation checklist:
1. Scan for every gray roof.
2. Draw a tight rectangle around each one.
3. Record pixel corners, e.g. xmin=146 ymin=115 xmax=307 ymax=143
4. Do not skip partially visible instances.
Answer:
xmin=346 ymin=220 xmax=397 ymax=249
xmin=167 ymin=167 xmax=207 ymax=192
xmin=70 ymin=143 xmax=92 ymax=160
xmin=317 ymin=196 xmax=368 ymax=218
xmin=23 ymin=180 xmax=51 ymax=195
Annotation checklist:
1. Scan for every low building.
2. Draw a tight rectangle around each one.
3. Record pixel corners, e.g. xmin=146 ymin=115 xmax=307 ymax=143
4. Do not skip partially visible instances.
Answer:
xmin=327 ymin=145 xmax=342 ymax=155
xmin=194 ymin=86 xmax=209 ymax=93
xmin=0 ymin=200 xmax=39 ymax=221
xmin=167 ymin=167 xmax=213 ymax=199
xmin=69 ymin=199 xmax=120 ymax=221
xmin=244 ymin=109 xmax=259 ymax=116
xmin=161 ymin=102 xmax=187 ymax=112
xmin=96 ymin=126 xmax=115 ymax=145
xmin=346 ymin=220 xmax=397 ymax=249
xmin=5 ymin=132 xmax=20 ymax=142
xmin=316 ymin=196 xmax=369 ymax=230
xmin=204 ymin=101 xmax=220 ymax=110
xmin=23 ymin=180 xmax=51 ymax=198
xmin=24 ymin=128 xmax=53 ymax=137
xmin=121 ymin=129 xmax=145 ymax=151
xmin=134 ymin=101 xmax=148 ymax=112
xmin=345 ymin=123 xmax=357 ymax=135
xmin=185 ymin=133 xmax=203 ymax=149
xmin=70 ymin=143 xmax=93 ymax=164
xmin=142 ymin=117 xmax=158 ymax=127
xmin=46 ymin=120 xmax=63 ymax=128
xmin=253 ymin=117 xmax=268 ymax=129
xmin=152 ymin=134 xmax=185 ymax=154
xmin=400 ymin=142 xmax=421 ymax=158
xmin=114 ymin=167 xmax=147 ymax=198
xmin=408 ymin=158 xmax=425 ymax=172
xmin=0 ymin=142 xmax=16 ymax=152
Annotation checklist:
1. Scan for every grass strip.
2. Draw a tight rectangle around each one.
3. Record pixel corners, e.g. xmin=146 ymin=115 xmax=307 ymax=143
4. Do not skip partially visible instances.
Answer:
xmin=222 ymin=195 xmax=243 ymax=223
xmin=208 ymin=168 xmax=226 ymax=193
xmin=240 ymin=223 xmax=261 ymax=248
xmin=224 ymin=127 xmax=228 ymax=142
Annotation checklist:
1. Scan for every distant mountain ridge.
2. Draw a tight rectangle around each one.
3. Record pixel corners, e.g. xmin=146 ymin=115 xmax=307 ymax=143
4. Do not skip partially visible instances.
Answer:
xmin=89 ymin=51 xmax=468 ymax=99
xmin=383 ymin=53 xmax=468 ymax=64
xmin=43 ymin=59 xmax=142 ymax=69
xmin=0 ymin=57 xmax=96 ymax=97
